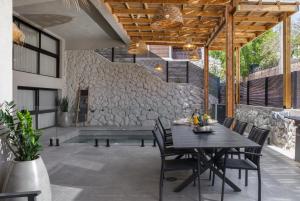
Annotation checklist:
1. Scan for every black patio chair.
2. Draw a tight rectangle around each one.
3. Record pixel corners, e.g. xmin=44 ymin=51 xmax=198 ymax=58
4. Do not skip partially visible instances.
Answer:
xmin=157 ymin=117 xmax=173 ymax=146
xmin=232 ymin=120 xmax=249 ymax=179
xmin=220 ymin=126 xmax=270 ymax=201
xmin=156 ymin=119 xmax=196 ymax=158
xmin=232 ymin=120 xmax=248 ymax=135
xmin=223 ymin=117 xmax=234 ymax=128
xmin=152 ymin=123 xmax=202 ymax=201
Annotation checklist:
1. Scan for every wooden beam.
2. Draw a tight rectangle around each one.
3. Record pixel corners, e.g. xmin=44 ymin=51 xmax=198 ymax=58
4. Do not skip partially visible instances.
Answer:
xmin=112 ymin=8 xmax=223 ymax=17
xmin=283 ymin=13 xmax=292 ymax=109
xmin=128 ymin=32 xmax=209 ymax=37
xmin=237 ymin=4 xmax=299 ymax=13
xmin=105 ymin=0 xmax=231 ymax=4
xmin=123 ymin=25 xmax=214 ymax=30
xmin=204 ymin=46 xmax=209 ymax=114
xmin=145 ymin=41 xmax=205 ymax=46
xmin=206 ymin=19 xmax=225 ymax=46
xmin=235 ymin=47 xmax=240 ymax=104
xmin=235 ymin=25 xmax=267 ymax=31
xmin=234 ymin=16 xmax=279 ymax=23
xmin=226 ymin=3 xmax=234 ymax=117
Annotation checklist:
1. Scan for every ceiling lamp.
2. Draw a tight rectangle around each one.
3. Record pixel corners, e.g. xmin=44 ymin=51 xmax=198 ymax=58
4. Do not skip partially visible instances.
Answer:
xmin=151 ymin=5 xmax=183 ymax=31
xmin=183 ymin=38 xmax=196 ymax=51
xmin=13 ymin=23 xmax=25 ymax=44
xmin=128 ymin=41 xmax=148 ymax=55
xmin=188 ymin=49 xmax=201 ymax=61
xmin=154 ymin=64 xmax=163 ymax=72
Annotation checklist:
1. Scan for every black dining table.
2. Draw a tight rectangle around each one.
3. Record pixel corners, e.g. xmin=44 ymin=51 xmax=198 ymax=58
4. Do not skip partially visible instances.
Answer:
xmin=171 ymin=123 xmax=260 ymax=192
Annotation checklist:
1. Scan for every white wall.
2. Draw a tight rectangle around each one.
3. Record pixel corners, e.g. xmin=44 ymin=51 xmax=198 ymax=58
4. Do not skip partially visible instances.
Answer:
xmin=0 ymin=0 xmax=13 ymax=190
xmin=0 ymin=0 xmax=13 ymax=102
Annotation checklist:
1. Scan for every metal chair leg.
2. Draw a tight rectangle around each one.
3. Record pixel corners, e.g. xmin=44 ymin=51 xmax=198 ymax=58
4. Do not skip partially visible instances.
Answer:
xmin=221 ymin=154 xmax=227 ymax=201
xmin=258 ymin=167 xmax=262 ymax=201
xmin=245 ymin=170 xmax=248 ymax=186
xmin=159 ymin=163 xmax=164 ymax=201
xmin=197 ymin=153 xmax=201 ymax=201
xmin=193 ymin=168 xmax=196 ymax=187
xmin=238 ymin=153 xmax=241 ymax=179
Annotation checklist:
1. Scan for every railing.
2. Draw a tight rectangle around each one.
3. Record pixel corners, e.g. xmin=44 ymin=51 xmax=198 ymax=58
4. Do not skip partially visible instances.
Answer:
xmin=0 ymin=191 xmax=41 ymax=201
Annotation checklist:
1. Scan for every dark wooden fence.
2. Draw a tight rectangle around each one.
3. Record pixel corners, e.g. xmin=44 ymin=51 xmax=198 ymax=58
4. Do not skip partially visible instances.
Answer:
xmin=220 ymin=71 xmax=300 ymax=108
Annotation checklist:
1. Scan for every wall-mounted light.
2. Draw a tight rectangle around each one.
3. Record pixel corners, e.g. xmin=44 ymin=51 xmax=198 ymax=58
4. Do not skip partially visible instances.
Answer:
xmin=154 ymin=64 xmax=163 ymax=72
xmin=13 ymin=23 xmax=25 ymax=44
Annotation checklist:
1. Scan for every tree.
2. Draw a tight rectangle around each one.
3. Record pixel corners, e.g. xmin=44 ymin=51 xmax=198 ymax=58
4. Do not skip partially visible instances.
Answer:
xmin=209 ymin=29 xmax=280 ymax=80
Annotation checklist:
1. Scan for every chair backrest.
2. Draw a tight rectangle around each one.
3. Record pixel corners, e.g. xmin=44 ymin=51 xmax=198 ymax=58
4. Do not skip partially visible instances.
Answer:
xmin=158 ymin=117 xmax=169 ymax=134
xmin=245 ymin=126 xmax=270 ymax=165
xmin=223 ymin=117 xmax=234 ymax=128
xmin=233 ymin=120 xmax=248 ymax=135
xmin=152 ymin=121 xmax=165 ymax=157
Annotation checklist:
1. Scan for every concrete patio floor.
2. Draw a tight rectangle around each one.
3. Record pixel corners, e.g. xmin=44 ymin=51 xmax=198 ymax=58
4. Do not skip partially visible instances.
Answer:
xmin=41 ymin=128 xmax=300 ymax=201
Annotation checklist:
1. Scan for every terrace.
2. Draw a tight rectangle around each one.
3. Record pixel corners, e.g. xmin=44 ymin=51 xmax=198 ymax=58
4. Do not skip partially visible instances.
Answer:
xmin=0 ymin=0 xmax=300 ymax=201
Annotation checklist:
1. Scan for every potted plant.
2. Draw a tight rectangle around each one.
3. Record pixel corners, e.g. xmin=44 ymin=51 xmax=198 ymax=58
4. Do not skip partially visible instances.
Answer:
xmin=0 ymin=101 xmax=51 ymax=201
xmin=57 ymin=97 xmax=70 ymax=127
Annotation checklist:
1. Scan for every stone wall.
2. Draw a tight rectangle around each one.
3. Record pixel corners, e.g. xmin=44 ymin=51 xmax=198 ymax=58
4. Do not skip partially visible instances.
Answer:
xmin=66 ymin=50 xmax=217 ymax=126
xmin=235 ymin=104 xmax=297 ymax=150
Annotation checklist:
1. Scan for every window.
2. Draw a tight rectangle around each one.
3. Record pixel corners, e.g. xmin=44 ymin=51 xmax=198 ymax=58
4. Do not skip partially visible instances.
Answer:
xmin=17 ymin=87 xmax=58 ymax=129
xmin=13 ymin=17 xmax=60 ymax=78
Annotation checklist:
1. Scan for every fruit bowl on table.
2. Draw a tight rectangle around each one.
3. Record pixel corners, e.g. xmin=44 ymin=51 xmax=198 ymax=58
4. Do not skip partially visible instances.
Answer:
xmin=193 ymin=125 xmax=214 ymax=134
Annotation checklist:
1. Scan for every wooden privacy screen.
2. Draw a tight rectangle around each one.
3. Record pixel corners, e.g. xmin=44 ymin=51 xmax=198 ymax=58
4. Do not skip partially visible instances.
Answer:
xmin=249 ymin=78 xmax=265 ymax=106
xmin=268 ymin=75 xmax=283 ymax=107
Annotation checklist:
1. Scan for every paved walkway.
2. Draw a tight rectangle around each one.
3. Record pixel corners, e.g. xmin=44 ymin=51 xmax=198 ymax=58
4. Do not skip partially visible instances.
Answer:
xmin=41 ymin=141 xmax=300 ymax=201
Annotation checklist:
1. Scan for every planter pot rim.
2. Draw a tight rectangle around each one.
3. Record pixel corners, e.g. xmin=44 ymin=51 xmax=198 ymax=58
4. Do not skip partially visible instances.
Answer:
xmin=12 ymin=155 xmax=41 ymax=164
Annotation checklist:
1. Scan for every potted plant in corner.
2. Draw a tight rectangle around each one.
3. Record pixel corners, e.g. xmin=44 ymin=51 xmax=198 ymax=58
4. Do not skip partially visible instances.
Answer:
xmin=0 ymin=101 xmax=51 ymax=201
xmin=58 ymin=97 xmax=70 ymax=127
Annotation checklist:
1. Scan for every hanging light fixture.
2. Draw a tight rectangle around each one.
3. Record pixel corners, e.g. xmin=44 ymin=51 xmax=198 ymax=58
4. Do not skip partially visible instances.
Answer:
xmin=183 ymin=38 xmax=196 ymax=51
xmin=13 ymin=23 xmax=25 ymax=44
xmin=151 ymin=5 xmax=183 ymax=31
xmin=154 ymin=64 xmax=163 ymax=72
xmin=188 ymin=49 xmax=201 ymax=61
xmin=128 ymin=41 xmax=148 ymax=55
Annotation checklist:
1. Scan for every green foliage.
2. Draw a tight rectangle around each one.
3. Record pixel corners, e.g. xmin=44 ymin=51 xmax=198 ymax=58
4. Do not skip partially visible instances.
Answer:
xmin=209 ymin=29 xmax=280 ymax=80
xmin=0 ymin=101 xmax=42 ymax=161
xmin=292 ymin=17 xmax=300 ymax=59
xmin=58 ymin=97 xmax=69 ymax=112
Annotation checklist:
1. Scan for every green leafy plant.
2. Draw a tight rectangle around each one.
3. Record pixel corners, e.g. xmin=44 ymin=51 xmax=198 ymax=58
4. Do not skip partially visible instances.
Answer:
xmin=58 ymin=97 xmax=69 ymax=112
xmin=0 ymin=101 xmax=42 ymax=161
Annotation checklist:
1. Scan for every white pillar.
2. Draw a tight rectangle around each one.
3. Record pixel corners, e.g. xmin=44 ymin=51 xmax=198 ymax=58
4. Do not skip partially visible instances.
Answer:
xmin=0 ymin=0 xmax=13 ymax=189
xmin=0 ymin=0 xmax=13 ymax=103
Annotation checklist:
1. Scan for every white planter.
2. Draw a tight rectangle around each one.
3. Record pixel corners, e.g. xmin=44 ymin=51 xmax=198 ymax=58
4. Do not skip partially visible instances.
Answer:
xmin=58 ymin=112 xmax=70 ymax=127
xmin=2 ymin=157 xmax=52 ymax=201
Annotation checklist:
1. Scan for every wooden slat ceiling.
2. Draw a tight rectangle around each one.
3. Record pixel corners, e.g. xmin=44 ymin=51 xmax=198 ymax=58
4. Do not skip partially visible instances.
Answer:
xmin=104 ymin=0 xmax=299 ymax=50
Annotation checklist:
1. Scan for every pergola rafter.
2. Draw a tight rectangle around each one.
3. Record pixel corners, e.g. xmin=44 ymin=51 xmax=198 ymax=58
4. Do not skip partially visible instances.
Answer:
xmin=103 ymin=0 xmax=299 ymax=115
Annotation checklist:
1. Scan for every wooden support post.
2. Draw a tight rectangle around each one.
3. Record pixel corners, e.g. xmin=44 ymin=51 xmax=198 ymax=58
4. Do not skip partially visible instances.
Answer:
xmin=204 ymin=46 xmax=209 ymax=114
xmin=226 ymin=4 xmax=234 ymax=117
xmin=283 ymin=13 xmax=292 ymax=109
xmin=235 ymin=47 xmax=240 ymax=104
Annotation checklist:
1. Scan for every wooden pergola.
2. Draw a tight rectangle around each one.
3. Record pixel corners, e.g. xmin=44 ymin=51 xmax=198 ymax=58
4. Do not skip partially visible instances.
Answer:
xmin=103 ymin=0 xmax=299 ymax=117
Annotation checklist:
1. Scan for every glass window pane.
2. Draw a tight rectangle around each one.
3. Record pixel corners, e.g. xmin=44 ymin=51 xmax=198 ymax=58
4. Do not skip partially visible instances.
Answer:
xmin=20 ymin=24 xmax=39 ymax=47
xmin=17 ymin=89 xmax=35 ymax=111
xmin=40 ymin=54 xmax=57 ymax=77
xmin=39 ymin=90 xmax=57 ymax=111
xmin=38 ymin=112 xmax=56 ymax=129
xmin=41 ymin=34 xmax=57 ymax=54
xmin=13 ymin=44 xmax=38 ymax=73
xmin=31 ymin=115 xmax=36 ymax=129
